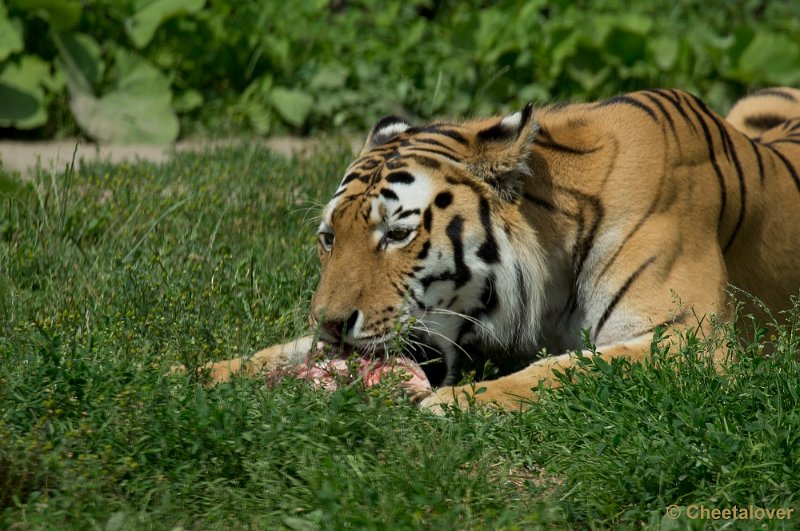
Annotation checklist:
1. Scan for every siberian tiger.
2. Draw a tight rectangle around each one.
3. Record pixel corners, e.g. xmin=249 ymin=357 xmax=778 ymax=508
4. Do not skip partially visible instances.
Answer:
xmin=201 ymin=88 xmax=800 ymax=412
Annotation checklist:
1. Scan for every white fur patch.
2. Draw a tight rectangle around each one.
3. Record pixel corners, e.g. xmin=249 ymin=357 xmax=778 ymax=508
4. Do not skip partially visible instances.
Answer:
xmin=500 ymin=112 xmax=522 ymax=130
xmin=390 ymin=173 xmax=434 ymax=213
xmin=376 ymin=122 xmax=411 ymax=139
xmin=371 ymin=172 xmax=434 ymax=246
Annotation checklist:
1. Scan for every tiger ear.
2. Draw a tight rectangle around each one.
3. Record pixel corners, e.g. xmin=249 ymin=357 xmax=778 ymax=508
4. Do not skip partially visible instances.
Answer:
xmin=469 ymin=103 xmax=538 ymax=200
xmin=360 ymin=115 xmax=412 ymax=155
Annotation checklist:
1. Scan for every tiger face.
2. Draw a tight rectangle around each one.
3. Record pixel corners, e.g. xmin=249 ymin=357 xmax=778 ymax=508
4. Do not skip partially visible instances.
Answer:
xmin=311 ymin=109 xmax=550 ymax=383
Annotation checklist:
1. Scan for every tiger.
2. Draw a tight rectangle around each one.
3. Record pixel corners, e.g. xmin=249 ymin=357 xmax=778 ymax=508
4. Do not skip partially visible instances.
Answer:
xmin=199 ymin=87 xmax=800 ymax=412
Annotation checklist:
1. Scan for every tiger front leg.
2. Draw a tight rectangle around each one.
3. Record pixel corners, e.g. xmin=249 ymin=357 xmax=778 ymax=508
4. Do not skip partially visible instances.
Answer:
xmin=419 ymin=339 xmax=654 ymax=414
xmin=186 ymin=336 xmax=314 ymax=383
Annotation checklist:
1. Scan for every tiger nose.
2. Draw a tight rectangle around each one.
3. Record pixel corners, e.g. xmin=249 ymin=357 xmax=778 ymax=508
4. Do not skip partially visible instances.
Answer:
xmin=320 ymin=310 xmax=361 ymax=341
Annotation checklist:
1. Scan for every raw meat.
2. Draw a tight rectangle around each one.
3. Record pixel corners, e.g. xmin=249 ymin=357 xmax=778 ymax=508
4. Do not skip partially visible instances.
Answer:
xmin=267 ymin=344 xmax=431 ymax=395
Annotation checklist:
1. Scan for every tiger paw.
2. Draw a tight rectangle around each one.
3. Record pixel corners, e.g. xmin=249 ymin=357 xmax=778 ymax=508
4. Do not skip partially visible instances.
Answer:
xmin=191 ymin=358 xmax=245 ymax=383
xmin=166 ymin=358 xmax=243 ymax=384
xmin=418 ymin=384 xmax=494 ymax=415
xmin=419 ymin=383 xmax=529 ymax=414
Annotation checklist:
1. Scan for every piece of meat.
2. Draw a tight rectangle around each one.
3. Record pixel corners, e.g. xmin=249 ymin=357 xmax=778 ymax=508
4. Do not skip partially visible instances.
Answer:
xmin=266 ymin=343 xmax=431 ymax=395
xmin=297 ymin=356 xmax=431 ymax=391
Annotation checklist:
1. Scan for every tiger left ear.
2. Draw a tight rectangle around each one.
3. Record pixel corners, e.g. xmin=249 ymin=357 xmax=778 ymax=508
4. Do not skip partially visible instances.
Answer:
xmin=477 ymin=102 xmax=536 ymax=143
xmin=360 ymin=115 xmax=412 ymax=155
xmin=469 ymin=102 xmax=538 ymax=200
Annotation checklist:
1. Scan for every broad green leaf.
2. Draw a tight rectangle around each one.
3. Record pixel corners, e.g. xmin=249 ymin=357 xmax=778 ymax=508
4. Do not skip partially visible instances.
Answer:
xmin=57 ymin=32 xmax=104 ymax=84
xmin=271 ymin=87 xmax=313 ymax=128
xmin=10 ymin=0 xmax=81 ymax=30
xmin=0 ymin=3 xmax=23 ymax=61
xmin=604 ymin=15 xmax=652 ymax=66
xmin=242 ymin=100 xmax=272 ymax=135
xmin=239 ymin=76 xmax=273 ymax=134
xmin=69 ymin=85 xmax=179 ymax=144
xmin=0 ymin=55 xmax=53 ymax=128
xmin=309 ymin=65 xmax=348 ymax=90
xmin=66 ymin=51 xmax=178 ymax=143
xmin=567 ymin=63 xmax=610 ymax=92
xmin=172 ymin=88 xmax=203 ymax=112
xmin=114 ymin=48 xmax=173 ymax=98
xmin=736 ymin=32 xmax=800 ymax=85
xmin=647 ymin=36 xmax=679 ymax=71
xmin=125 ymin=0 xmax=206 ymax=49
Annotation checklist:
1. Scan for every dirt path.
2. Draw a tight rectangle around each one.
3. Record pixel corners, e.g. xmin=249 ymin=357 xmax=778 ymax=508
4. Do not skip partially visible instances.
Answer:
xmin=0 ymin=137 xmax=362 ymax=176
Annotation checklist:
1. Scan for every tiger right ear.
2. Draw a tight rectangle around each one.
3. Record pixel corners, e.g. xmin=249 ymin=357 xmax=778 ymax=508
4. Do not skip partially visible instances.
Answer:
xmin=360 ymin=115 xmax=412 ymax=155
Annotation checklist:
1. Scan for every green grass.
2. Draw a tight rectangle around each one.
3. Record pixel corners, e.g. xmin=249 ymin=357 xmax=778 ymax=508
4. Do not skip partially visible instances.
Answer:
xmin=1 ymin=145 xmax=799 ymax=529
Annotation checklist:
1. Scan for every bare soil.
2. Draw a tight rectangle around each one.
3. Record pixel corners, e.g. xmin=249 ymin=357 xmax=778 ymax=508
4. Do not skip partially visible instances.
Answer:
xmin=0 ymin=136 xmax=362 ymax=177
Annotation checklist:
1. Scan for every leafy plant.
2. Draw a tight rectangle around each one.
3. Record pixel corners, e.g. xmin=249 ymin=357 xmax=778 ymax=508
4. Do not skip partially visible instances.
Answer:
xmin=1 ymin=0 xmax=799 ymax=142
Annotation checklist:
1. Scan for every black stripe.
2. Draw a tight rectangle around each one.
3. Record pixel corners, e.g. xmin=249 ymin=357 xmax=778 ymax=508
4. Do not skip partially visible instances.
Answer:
xmin=385 ymin=157 xmax=407 ymax=170
xmin=627 ymin=309 xmax=692 ymax=339
xmin=419 ymin=126 xmax=470 ymax=146
xmin=598 ymin=193 xmax=660 ymax=280
xmin=409 ymin=155 xmax=441 ymax=169
xmin=522 ymin=193 xmax=557 ymax=212
xmin=683 ymin=95 xmax=727 ymax=232
xmin=422 ymin=207 xmax=432 ymax=231
xmin=688 ymin=94 xmax=748 ymax=254
xmin=650 ymin=89 xmax=698 ymax=135
xmin=476 ymin=197 xmax=499 ymax=264
xmin=554 ymin=188 xmax=604 ymax=319
xmin=339 ymin=172 xmax=364 ymax=188
xmin=643 ymin=92 xmax=678 ymax=142
xmin=535 ymin=127 xmax=600 ymax=155
xmin=386 ymin=172 xmax=415 ymax=184
xmin=744 ymin=114 xmax=788 ymax=132
xmin=357 ymin=158 xmax=381 ymax=170
xmin=416 ymin=240 xmax=430 ymax=259
xmin=765 ymin=144 xmax=800 ymax=194
xmin=744 ymin=88 xmax=797 ymax=102
xmin=594 ymin=256 xmax=658 ymax=340
xmin=477 ymin=123 xmax=515 ymax=142
xmin=752 ymin=140 xmax=766 ymax=186
xmin=380 ymin=188 xmax=398 ymax=200
xmin=419 ymin=216 xmax=471 ymax=289
xmin=766 ymin=138 xmax=800 ymax=147
xmin=595 ymin=94 xmax=657 ymax=121
xmin=397 ymin=208 xmax=420 ymax=219
xmin=515 ymin=263 xmax=530 ymax=332
xmin=412 ymin=138 xmax=453 ymax=150
xmin=445 ymin=175 xmax=487 ymax=197
xmin=567 ymin=190 xmax=603 ymax=290
xmin=406 ymin=146 xmax=461 ymax=163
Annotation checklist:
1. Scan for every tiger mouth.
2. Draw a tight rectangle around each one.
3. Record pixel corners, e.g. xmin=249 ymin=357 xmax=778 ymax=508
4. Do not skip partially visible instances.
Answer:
xmin=317 ymin=335 xmax=397 ymax=359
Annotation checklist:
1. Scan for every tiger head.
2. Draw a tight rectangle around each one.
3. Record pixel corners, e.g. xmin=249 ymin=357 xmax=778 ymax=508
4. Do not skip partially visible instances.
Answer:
xmin=311 ymin=106 xmax=551 ymax=383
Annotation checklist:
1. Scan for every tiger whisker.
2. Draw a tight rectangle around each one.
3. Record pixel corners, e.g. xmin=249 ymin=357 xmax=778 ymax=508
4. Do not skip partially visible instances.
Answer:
xmin=411 ymin=323 xmax=473 ymax=361
xmin=426 ymin=308 xmax=502 ymax=344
